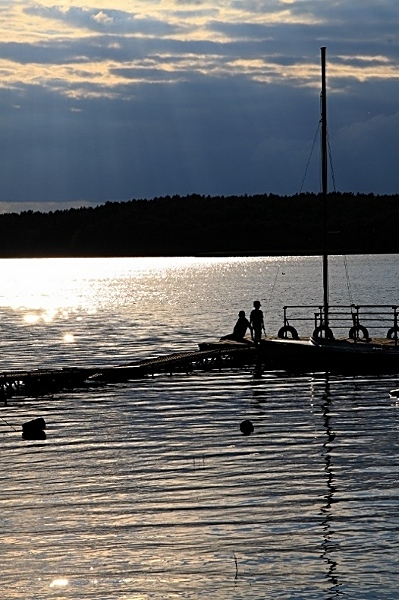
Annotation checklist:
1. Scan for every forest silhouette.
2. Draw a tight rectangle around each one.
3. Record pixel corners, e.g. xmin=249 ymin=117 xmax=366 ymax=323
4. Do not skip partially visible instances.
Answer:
xmin=0 ymin=192 xmax=396 ymax=257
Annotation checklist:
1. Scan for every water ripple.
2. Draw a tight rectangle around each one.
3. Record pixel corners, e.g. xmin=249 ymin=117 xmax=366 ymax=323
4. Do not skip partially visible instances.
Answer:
xmin=1 ymin=369 xmax=399 ymax=599
xmin=1 ymin=258 xmax=399 ymax=598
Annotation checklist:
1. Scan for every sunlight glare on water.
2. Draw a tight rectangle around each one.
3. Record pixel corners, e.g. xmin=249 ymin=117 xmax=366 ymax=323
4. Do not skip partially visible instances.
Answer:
xmin=0 ymin=256 xmax=286 ymax=368
xmin=0 ymin=255 xmax=399 ymax=599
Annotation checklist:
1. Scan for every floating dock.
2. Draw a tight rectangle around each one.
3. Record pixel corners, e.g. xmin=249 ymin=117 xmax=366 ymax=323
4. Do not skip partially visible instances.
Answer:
xmin=0 ymin=344 xmax=256 ymax=401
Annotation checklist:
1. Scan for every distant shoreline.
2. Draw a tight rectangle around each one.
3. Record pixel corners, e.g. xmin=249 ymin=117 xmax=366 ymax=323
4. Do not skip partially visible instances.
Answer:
xmin=0 ymin=192 xmax=397 ymax=257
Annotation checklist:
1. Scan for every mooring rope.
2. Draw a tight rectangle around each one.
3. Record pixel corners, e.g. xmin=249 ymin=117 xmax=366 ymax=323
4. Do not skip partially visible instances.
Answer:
xmin=0 ymin=414 xmax=17 ymax=431
xmin=343 ymin=255 xmax=354 ymax=307
xmin=263 ymin=262 xmax=281 ymax=316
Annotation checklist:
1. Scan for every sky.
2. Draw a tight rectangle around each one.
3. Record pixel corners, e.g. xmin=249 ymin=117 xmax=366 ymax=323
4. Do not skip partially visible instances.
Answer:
xmin=0 ymin=1 xmax=398 ymax=213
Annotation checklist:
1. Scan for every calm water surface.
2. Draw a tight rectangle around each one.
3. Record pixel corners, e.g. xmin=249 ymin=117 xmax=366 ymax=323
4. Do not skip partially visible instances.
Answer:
xmin=1 ymin=256 xmax=399 ymax=599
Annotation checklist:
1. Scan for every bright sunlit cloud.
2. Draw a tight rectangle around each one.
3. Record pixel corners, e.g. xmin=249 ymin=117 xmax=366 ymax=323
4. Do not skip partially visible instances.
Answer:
xmin=4 ymin=1 xmax=396 ymax=93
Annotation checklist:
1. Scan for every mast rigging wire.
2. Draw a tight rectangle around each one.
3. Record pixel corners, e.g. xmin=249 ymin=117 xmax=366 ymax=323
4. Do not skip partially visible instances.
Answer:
xmin=299 ymin=123 xmax=320 ymax=194
xmin=264 ymin=262 xmax=281 ymax=315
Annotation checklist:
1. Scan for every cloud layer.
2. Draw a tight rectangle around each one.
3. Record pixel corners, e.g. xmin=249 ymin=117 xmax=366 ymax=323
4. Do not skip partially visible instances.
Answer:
xmin=0 ymin=1 xmax=398 ymax=210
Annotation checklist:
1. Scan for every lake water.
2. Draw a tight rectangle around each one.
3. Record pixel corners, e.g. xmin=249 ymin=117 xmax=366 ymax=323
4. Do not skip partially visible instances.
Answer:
xmin=1 ymin=255 xmax=399 ymax=599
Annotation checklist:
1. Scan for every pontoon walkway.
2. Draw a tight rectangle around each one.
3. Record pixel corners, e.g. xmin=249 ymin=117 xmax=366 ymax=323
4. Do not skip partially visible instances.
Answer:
xmin=0 ymin=345 xmax=256 ymax=401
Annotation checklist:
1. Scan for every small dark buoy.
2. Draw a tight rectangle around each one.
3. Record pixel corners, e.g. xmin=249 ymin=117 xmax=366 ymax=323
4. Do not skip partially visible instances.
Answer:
xmin=22 ymin=417 xmax=46 ymax=433
xmin=240 ymin=419 xmax=254 ymax=436
xmin=22 ymin=418 xmax=46 ymax=440
xmin=22 ymin=429 xmax=47 ymax=441
xmin=389 ymin=389 xmax=399 ymax=397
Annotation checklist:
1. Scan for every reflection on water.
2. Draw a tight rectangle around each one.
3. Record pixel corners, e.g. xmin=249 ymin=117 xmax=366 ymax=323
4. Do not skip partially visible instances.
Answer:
xmin=1 ymin=371 xmax=399 ymax=599
xmin=318 ymin=377 xmax=341 ymax=597
xmin=0 ymin=257 xmax=399 ymax=599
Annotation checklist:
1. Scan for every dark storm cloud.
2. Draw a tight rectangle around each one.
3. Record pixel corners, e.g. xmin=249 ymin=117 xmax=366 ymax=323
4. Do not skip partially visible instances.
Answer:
xmin=2 ymin=66 xmax=398 ymax=207
xmin=0 ymin=76 xmax=317 ymax=203
xmin=335 ymin=111 xmax=399 ymax=193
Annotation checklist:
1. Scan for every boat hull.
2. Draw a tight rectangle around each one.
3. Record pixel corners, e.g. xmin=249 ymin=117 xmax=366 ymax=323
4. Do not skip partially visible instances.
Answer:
xmin=259 ymin=337 xmax=399 ymax=374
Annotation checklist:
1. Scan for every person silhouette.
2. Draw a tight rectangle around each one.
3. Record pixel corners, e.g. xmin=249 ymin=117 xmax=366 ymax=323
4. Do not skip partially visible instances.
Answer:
xmin=250 ymin=300 xmax=264 ymax=344
xmin=221 ymin=310 xmax=253 ymax=343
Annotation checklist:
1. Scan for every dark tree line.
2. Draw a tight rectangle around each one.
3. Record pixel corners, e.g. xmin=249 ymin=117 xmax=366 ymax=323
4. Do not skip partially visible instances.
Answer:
xmin=0 ymin=192 xmax=397 ymax=257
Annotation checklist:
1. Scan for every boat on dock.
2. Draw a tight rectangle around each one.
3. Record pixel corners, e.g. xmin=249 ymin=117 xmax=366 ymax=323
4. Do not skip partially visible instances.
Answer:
xmin=257 ymin=47 xmax=399 ymax=374
xmin=202 ymin=48 xmax=399 ymax=375
xmin=259 ymin=334 xmax=399 ymax=374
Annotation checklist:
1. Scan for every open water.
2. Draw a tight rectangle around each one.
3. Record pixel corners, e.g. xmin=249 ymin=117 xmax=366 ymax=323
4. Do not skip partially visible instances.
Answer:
xmin=1 ymin=255 xmax=398 ymax=599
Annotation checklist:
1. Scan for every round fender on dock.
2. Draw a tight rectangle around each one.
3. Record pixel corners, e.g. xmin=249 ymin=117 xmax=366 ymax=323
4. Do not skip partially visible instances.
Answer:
xmin=312 ymin=325 xmax=334 ymax=340
xmin=387 ymin=326 xmax=399 ymax=340
xmin=277 ymin=325 xmax=299 ymax=340
xmin=349 ymin=325 xmax=370 ymax=341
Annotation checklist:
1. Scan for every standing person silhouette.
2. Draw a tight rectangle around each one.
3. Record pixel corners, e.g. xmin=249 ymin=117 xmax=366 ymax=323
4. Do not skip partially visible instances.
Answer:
xmin=250 ymin=300 xmax=264 ymax=344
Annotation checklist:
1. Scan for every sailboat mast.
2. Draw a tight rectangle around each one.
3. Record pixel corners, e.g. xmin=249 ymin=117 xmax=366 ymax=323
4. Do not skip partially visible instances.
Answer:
xmin=321 ymin=46 xmax=329 ymax=328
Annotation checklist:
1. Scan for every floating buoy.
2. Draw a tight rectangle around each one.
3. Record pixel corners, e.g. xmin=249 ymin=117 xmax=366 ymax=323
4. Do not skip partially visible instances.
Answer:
xmin=22 ymin=417 xmax=46 ymax=432
xmin=389 ymin=389 xmax=399 ymax=397
xmin=240 ymin=419 xmax=254 ymax=436
xmin=22 ymin=417 xmax=47 ymax=440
